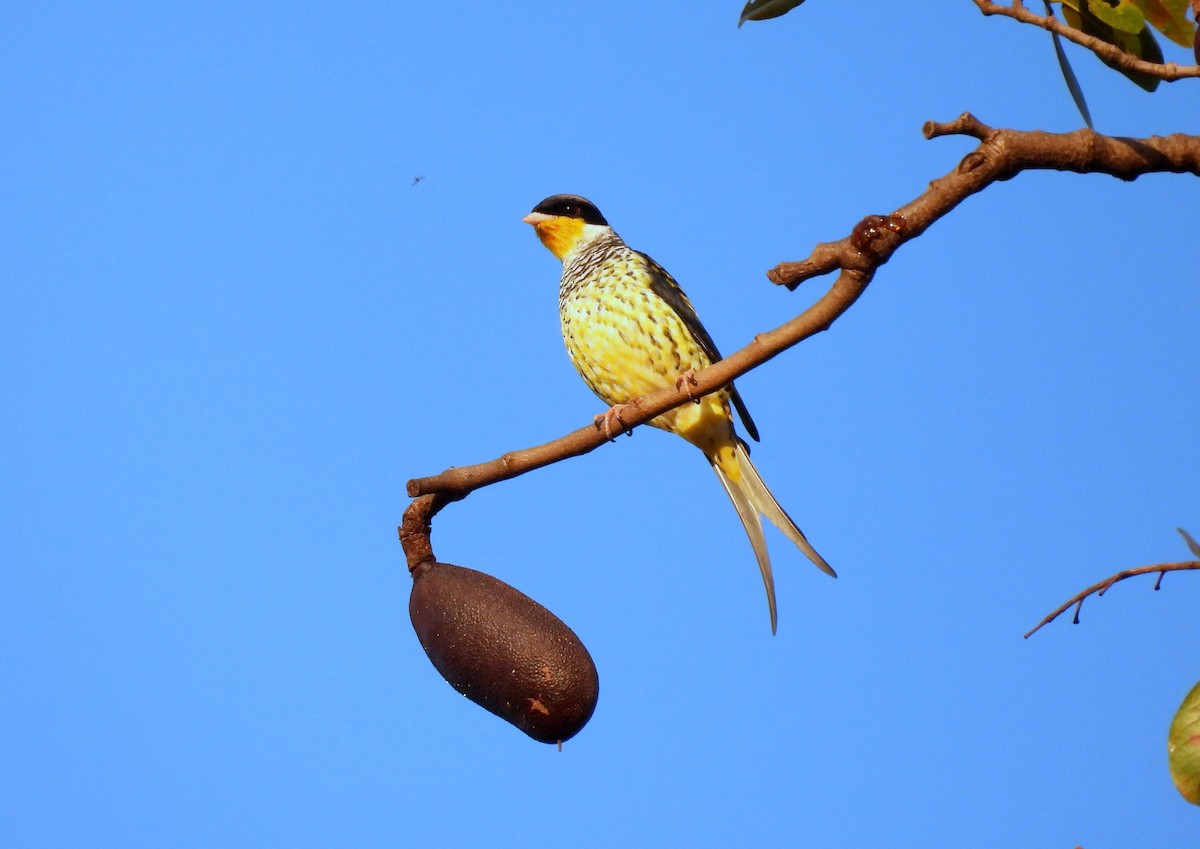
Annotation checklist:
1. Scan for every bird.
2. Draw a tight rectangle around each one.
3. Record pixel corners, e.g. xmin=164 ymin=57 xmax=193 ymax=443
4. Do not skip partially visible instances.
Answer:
xmin=522 ymin=194 xmax=835 ymax=633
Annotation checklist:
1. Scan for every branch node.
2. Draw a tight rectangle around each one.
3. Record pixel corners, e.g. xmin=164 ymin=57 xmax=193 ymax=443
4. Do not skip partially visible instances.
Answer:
xmin=849 ymin=214 xmax=907 ymax=258
xmin=959 ymin=150 xmax=989 ymax=174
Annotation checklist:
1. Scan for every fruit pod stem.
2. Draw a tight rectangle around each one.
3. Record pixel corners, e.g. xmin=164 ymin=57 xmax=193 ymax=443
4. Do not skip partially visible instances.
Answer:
xmin=399 ymin=495 xmax=440 ymax=573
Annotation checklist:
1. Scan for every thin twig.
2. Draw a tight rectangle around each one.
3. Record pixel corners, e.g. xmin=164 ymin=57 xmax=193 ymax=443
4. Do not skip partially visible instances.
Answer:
xmin=1024 ymin=562 xmax=1200 ymax=638
xmin=974 ymin=0 xmax=1200 ymax=81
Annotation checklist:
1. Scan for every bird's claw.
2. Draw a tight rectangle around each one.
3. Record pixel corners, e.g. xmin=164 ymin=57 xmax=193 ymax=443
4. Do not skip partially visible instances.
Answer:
xmin=676 ymin=369 xmax=700 ymax=404
xmin=594 ymin=404 xmax=634 ymax=441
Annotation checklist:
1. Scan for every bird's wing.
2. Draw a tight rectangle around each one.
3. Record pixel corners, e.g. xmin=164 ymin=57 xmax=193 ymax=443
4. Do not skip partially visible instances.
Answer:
xmin=637 ymin=250 xmax=760 ymax=442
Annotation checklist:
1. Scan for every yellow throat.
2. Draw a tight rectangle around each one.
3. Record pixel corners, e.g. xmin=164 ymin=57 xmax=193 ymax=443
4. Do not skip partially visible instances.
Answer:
xmin=524 ymin=213 xmax=586 ymax=260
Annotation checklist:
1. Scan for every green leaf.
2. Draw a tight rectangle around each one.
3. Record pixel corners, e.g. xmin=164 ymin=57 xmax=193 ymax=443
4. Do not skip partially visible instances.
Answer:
xmin=1134 ymin=0 xmax=1195 ymax=47
xmin=1063 ymin=2 xmax=1164 ymax=90
xmin=1169 ymin=681 xmax=1200 ymax=806
xmin=738 ymin=0 xmax=806 ymax=28
xmin=1086 ymin=0 xmax=1146 ymax=33
xmin=1179 ymin=528 xmax=1200 ymax=559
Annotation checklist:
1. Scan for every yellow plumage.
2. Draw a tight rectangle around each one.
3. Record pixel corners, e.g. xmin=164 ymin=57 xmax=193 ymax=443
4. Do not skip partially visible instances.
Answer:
xmin=523 ymin=194 xmax=835 ymax=633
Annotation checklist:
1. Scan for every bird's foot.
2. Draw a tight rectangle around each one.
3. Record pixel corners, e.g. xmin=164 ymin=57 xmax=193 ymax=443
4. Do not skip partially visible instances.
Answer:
xmin=594 ymin=404 xmax=635 ymax=441
xmin=675 ymin=369 xmax=700 ymax=404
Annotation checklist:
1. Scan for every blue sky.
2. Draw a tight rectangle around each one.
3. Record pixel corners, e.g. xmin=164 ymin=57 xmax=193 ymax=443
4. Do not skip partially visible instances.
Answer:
xmin=3 ymin=3 xmax=1198 ymax=846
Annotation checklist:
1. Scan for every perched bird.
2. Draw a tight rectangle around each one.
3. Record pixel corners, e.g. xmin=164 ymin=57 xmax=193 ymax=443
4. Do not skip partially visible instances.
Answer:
xmin=522 ymin=194 xmax=835 ymax=633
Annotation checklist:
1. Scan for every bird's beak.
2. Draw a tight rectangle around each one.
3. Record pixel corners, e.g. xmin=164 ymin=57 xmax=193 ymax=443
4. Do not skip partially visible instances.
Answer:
xmin=522 ymin=212 xmax=552 ymax=226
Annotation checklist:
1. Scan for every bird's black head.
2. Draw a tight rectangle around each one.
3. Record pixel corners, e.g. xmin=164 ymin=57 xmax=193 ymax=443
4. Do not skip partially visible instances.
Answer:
xmin=529 ymin=195 xmax=608 ymax=226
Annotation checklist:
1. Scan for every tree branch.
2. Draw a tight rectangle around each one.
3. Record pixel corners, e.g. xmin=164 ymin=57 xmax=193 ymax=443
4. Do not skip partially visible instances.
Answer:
xmin=1024 ymin=561 xmax=1200 ymax=638
xmin=768 ymin=114 xmax=1200 ymax=290
xmin=973 ymin=0 xmax=1200 ymax=82
xmin=401 ymin=116 xmax=1200 ymax=565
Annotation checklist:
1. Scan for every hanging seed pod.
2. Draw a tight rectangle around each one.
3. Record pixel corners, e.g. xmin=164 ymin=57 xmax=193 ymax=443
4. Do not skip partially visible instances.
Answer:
xmin=409 ymin=560 xmax=599 ymax=745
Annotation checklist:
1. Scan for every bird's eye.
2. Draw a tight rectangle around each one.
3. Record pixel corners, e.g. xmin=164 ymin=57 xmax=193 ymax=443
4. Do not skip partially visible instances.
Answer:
xmin=562 ymin=204 xmax=577 ymax=216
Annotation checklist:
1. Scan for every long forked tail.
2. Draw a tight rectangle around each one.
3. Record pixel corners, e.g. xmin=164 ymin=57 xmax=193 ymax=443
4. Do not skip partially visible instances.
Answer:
xmin=710 ymin=440 xmax=836 ymax=634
